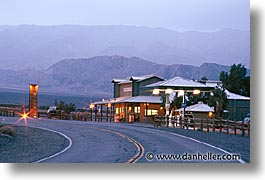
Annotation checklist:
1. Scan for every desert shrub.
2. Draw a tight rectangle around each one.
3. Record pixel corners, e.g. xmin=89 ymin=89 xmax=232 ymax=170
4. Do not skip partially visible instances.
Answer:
xmin=0 ymin=125 xmax=16 ymax=137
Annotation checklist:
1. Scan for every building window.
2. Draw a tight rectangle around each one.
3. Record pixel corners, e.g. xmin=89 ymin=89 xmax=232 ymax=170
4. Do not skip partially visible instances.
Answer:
xmin=147 ymin=109 xmax=158 ymax=116
xmin=134 ymin=106 xmax=140 ymax=113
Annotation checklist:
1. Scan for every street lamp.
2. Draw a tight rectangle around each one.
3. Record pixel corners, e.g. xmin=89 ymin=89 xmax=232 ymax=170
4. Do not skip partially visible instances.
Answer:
xmin=90 ymin=103 xmax=94 ymax=121
xmin=152 ymin=89 xmax=160 ymax=95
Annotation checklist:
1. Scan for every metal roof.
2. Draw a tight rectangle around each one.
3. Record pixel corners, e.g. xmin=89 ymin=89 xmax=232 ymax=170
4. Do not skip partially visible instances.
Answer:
xmin=114 ymin=95 xmax=162 ymax=104
xmin=93 ymin=96 xmax=130 ymax=105
xmin=175 ymin=101 xmax=214 ymax=112
xmin=144 ymin=77 xmax=214 ymax=91
xmin=111 ymin=79 xmax=128 ymax=83
xmin=118 ymin=81 xmax=132 ymax=85
xmin=225 ymin=90 xmax=250 ymax=100
xmin=112 ymin=74 xmax=163 ymax=83
xmin=129 ymin=74 xmax=164 ymax=82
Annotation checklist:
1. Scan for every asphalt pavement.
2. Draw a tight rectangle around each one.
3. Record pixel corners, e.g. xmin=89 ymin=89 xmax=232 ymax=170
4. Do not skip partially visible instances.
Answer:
xmin=1 ymin=117 xmax=243 ymax=163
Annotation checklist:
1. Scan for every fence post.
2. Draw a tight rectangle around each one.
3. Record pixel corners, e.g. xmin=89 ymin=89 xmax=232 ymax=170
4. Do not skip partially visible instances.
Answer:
xmin=213 ymin=119 xmax=215 ymax=132
xmin=206 ymin=118 xmax=209 ymax=132
xmin=180 ymin=116 xmax=182 ymax=128
xmin=193 ymin=118 xmax=195 ymax=131
xmin=241 ymin=120 xmax=245 ymax=137
xmin=166 ymin=115 xmax=169 ymax=127
xmin=248 ymin=121 xmax=250 ymax=137
xmin=226 ymin=119 xmax=229 ymax=134
xmin=219 ymin=118 xmax=222 ymax=133
xmin=234 ymin=120 xmax=237 ymax=135
xmin=200 ymin=118 xmax=203 ymax=131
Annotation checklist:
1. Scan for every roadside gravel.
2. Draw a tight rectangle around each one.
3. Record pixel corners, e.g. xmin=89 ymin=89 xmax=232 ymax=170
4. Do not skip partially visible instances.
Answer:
xmin=0 ymin=125 xmax=70 ymax=163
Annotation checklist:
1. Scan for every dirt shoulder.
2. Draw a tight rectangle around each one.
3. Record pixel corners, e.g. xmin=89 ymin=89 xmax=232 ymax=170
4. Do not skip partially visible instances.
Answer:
xmin=0 ymin=125 xmax=70 ymax=163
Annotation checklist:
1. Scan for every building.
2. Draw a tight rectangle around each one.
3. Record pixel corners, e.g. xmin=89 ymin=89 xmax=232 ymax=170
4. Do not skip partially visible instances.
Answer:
xmin=175 ymin=101 xmax=214 ymax=119
xmin=94 ymin=75 xmax=164 ymax=123
xmin=225 ymin=90 xmax=250 ymax=121
xmin=205 ymin=80 xmax=250 ymax=121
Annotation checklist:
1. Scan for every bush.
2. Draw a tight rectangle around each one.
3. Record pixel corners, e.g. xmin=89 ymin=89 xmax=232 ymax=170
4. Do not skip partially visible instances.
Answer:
xmin=0 ymin=123 xmax=4 ymax=128
xmin=0 ymin=125 xmax=16 ymax=137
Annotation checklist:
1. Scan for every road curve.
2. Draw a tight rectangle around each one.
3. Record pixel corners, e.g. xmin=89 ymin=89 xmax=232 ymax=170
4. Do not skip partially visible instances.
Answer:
xmin=2 ymin=117 xmax=242 ymax=163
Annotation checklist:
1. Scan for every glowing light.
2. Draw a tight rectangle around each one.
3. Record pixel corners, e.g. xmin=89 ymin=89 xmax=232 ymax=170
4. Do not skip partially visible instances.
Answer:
xmin=16 ymin=111 xmax=31 ymax=126
xmin=193 ymin=89 xmax=201 ymax=95
xmin=165 ymin=89 xmax=173 ymax=94
xmin=108 ymin=103 xmax=111 ymax=108
xmin=152 ymin=89 xmax=160 ymax=95
xmin=90 ymin=103 xmax=94 ymax=109
xmin=178 ymin=90 xmax=184 ymax=96
xmin=22 ymin=112 xmax=28 ymax=119
xmin=208 ymin=112 xmax=213 ymax=118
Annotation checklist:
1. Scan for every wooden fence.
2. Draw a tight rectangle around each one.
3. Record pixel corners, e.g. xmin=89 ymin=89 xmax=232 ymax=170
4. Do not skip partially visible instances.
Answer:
xmin=154 ymin=116 xmax=250 ymax=137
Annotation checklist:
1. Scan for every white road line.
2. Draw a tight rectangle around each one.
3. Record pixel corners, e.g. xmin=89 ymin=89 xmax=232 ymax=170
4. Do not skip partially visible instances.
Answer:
xmin=143 ymin=128 xmax=246 ymax=163
xmin=29 ymin=126 xmax=73 ymax=163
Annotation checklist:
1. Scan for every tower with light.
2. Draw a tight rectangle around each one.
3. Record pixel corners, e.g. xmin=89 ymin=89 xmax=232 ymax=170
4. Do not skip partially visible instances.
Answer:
xmin=29 ymin=84 xmax=38 ymax=118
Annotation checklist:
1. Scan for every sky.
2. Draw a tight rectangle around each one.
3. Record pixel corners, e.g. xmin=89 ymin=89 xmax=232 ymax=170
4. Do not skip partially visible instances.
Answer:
xmin=0 ymin=0 xmax=249 ymax=32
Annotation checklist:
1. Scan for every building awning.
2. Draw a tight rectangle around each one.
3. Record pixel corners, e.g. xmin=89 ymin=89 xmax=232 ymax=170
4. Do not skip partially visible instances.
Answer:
xmin=143 ymin=77 xmax=214 ymax=91
xmin=113 ymin=95 xmax=162 ymax=104
xmin=93 ymin=96 xmax=130 ymax=105
xmin=175 ymin=101 xmax=214 ymax=112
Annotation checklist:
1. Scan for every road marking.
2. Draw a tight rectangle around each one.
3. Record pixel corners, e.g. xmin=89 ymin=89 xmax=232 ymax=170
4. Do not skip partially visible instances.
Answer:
xmin=30 ymin=126 xmax=73 ymax=163
xmin=42 ymin=120 xmax=145 ymax=163
xmin=88 ymin=126 xmax=145 ymax=163
xmin=143 ymin=128 xmax=246 ymax=163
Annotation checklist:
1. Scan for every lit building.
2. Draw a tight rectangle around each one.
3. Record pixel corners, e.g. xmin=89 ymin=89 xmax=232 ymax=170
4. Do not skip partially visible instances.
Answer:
xmin=94 ymin=75 xmax=164 ymax=123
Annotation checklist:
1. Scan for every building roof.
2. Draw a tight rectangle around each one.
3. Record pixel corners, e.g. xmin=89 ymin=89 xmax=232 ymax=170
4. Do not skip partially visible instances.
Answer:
xmin=225 ymin=90 xmax=250 ymax=100
xmin=111 ymin=79 xmax=128 ymax=83
xmin=112 ymin=74 xmax=163 ymax=84
xmin=93 ymin=96 xmax=130 ymax=105
xmin=114 ymin=95 xmax=162 ymax=104
xmin=118 ymin=81 xmax=131 ymax=85
xmin=144 ymin=77 xmax=214 ymax=91
xmin=205 ymin=80 xmax=222 ymax=88
xmin=175 ymin=101 xmax=214 ymax=112
xmin=129 ymin=74 xmax=164 ymax=82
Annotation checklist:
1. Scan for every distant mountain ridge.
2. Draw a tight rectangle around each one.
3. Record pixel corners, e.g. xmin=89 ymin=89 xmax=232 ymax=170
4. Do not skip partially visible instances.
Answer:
xmin=0 ymin=55 xmax=247 ymax=97
xmin=0 ymin=25 xmax=250 ymax=70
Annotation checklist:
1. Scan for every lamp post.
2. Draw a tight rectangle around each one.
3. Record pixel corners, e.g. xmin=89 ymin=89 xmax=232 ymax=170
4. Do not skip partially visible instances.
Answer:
xmin=90 ymin=103 xmax=94 ymax=121
xmin=153 ymin=88 xmax=201 ymax=127
xmin=106 ymin=102 xmax=111 ymax=122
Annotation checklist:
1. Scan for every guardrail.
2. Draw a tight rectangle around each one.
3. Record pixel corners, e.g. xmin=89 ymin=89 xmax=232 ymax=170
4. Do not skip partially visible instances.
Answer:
xmin=154 ymin=116 xmax=250 ymax=137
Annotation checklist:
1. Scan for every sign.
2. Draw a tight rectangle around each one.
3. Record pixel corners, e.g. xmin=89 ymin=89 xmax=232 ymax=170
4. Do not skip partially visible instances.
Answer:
xmin=123 ymin=87 xmax=132 ymax=92
xmin=182 ymin=103 xmax=187 ymax=108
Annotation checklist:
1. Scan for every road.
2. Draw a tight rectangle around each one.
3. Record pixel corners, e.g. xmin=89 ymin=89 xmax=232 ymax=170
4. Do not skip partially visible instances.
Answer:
xmin=1 ymin=117 xmax=242 ymax=163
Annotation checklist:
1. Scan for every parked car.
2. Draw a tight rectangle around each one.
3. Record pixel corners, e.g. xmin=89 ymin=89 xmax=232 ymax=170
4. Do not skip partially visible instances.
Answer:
xmin=238 ymin=113 xmax=250 ymax=124
xmin=47 ymin=106 xmax=57 ymax=114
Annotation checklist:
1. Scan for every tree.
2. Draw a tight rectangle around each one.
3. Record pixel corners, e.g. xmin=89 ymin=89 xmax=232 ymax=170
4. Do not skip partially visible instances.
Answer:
xmin=197 ymin=76 xmax=208 ymax=84
xmin=54 ymin=99 xmax=76 ymax=113
xmin=207 ymin=87 xmax=228 ymax=118
xmin=220 ymin=64 xmax=250 ymax=97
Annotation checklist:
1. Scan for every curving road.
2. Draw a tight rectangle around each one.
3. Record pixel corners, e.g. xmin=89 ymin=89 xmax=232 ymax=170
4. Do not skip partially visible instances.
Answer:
xmin=1 ymin=117 xmax=242 ymax=163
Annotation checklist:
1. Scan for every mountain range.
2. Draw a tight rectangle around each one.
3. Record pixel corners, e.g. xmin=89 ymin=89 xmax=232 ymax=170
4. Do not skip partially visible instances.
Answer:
xmin=0 ymin=55 xmax=246 ymax=97
xmin=0 ymin=25 xmax=250 ymax=70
